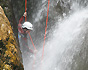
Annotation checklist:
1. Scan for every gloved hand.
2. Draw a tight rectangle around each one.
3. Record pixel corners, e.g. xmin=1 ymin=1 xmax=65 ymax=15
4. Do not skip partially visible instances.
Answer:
xmin=23 ymin=12 xmax=27 ymax=17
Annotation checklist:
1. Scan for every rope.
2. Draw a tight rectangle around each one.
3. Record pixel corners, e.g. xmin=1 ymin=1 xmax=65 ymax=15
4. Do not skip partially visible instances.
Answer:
xmin=24 ymin=0 xmax=37 ymax=70
xmin=24 ymin=0 xmax=50 ymax=69
xmin=29 ymin=32 xmax=37 ymax=70
xmin=42 ymin=0 xmax=50 ymax=60
xmin=24 ymin=0 xmax=36 ymax=50
xmin=28 ymin=32 xmax=36 ymax=50
xmin=25 ymin=0 xmax=27 ymax=21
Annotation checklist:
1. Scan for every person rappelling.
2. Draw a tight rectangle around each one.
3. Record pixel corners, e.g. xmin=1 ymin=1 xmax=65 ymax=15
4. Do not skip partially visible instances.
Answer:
xmin=18 ymin=12 xmax=34 ymax=54
xmin=18 ymin=12 xmax=33 ymax=34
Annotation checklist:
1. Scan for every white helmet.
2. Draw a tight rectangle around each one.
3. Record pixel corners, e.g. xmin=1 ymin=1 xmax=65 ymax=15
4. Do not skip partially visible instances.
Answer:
xmin=22 ymin=21 xmax=33 ymax=30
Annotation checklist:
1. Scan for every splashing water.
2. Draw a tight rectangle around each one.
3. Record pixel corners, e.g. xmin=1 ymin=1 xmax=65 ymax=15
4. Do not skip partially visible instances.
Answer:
xmin=24 ymin=5 xmax=88 ymax=70
xmin=27 ymin=9 xmax=88 ymax=70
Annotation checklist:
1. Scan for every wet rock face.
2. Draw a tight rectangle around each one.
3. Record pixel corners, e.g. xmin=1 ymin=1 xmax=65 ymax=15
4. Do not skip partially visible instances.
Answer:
xmin=0 ymin=6 xmax=24 ymax=70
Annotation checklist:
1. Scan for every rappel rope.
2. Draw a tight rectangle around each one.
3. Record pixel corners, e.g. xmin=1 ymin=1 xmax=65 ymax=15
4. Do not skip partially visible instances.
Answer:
xmin=25 ymin=0 xmax=27 ymax=21
xmin=28 ymin=33 xmax=36 ymax=50
xmin=24 ymin=0 xmax=36 ymax=51
xmin=24 ymin=0 xmax=50 ymax=69
xmin=24 ymin=0 xmax=37 ymax=70
xmin=42 ymin=0 xmax=50 ymax=60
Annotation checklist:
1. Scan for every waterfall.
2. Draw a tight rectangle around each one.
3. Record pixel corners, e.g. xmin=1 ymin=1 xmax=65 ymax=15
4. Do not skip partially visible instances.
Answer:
xmin=18 ymin=0 xmax=88 ymax=70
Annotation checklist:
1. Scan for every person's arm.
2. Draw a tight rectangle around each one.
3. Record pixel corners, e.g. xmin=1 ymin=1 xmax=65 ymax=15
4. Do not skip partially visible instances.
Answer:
xmin=19 ymin=12 xmax=27 ymax=25
xmin=18 ymin=16 xmax=24 ymax=34
xmin=19 ymin=16 xmax=24 ymax=25
xmin=18 ymin=12 xmax=27 ymax=33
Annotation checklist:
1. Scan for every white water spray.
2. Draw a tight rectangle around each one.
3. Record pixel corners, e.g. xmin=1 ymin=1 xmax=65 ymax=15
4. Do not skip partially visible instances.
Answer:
xmin=24 ymin=7 xmax=88 ymax=70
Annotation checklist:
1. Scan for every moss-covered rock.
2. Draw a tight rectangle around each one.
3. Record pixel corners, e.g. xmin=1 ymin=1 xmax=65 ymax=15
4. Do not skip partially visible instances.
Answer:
xmin=0 ymin=6 xmax=24 ymax=70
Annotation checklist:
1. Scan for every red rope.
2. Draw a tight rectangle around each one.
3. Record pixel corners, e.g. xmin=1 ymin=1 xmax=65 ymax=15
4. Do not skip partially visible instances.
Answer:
xmin=25 ymin=0 xmax=27 ymax=21
xmin=24 ymin=0 xmax=50 ymax=69
xmin=28 ymin=32 xmax=37 ymax=70
xmin=28 ymin=32 xmax=36 ymax=50
xmin=42 ymin=0 xmax=50 ymax=60
xmin=25 ymin=0 xmax=36 ymax=50
xmin=25 ymin=0 xmax=37 ymax=69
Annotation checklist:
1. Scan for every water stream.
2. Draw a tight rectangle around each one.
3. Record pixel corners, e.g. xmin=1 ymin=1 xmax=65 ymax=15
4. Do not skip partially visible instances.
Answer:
xmin=19 ymin=0 xmax=88 ymax=70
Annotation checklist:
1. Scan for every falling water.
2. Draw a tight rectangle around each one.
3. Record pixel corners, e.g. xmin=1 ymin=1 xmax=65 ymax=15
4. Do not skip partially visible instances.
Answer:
xmin=19 ymin=0 xmax=88 ymax=70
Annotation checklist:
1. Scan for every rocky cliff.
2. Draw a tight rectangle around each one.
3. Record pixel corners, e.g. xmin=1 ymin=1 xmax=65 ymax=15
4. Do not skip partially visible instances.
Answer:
xmin=0 ymin=6 xmax=24 ymax=70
